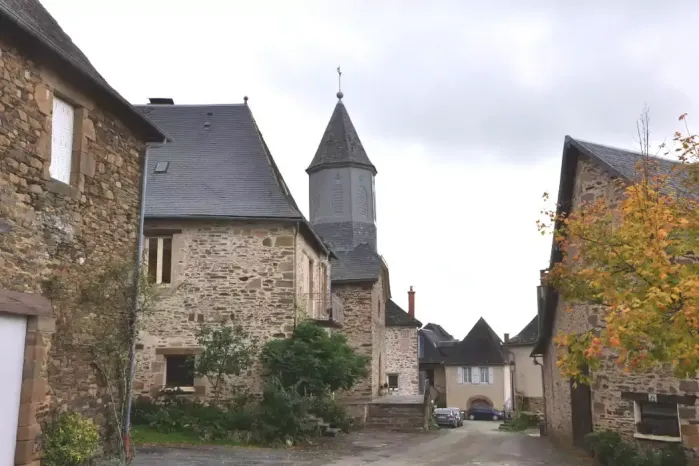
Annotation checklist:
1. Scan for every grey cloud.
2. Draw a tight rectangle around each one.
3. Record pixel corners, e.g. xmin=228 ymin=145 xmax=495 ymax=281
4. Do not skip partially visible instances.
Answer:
xmin=256 ymin=1 xmax=698 ymax=163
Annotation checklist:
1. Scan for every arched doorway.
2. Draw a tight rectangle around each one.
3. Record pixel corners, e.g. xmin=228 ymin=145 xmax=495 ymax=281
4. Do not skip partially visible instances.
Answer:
xmin=467 ymin=396 xmax=494 ymax=410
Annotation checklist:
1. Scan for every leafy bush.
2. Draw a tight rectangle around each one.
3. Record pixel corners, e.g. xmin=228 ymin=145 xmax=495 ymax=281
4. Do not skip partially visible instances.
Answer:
xmin=131 ymin=396 xmax=254 ymax=441
xmin=194 ymin=324 xmax=257 ymax=404
xmin=260 ymin=321 xmax=369 ymax=397
xmin=309 ymin=396 xmax=352 ymax=432
xmin=586 ymin=430 xmax=687 ymax=466
xmin=585 ymin=431 xmax=622 ymax=465
xmin=43 ymin=411 xmax=100 ymax=466
xmin=253 ymin=380 xmax=314 ymax=444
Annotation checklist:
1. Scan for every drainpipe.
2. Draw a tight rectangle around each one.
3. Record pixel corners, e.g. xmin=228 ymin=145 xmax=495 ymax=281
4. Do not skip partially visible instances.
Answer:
xmin=533 ymin=355 xmax=548 ymax=435
xmin=123 ymin=143 xmax=155 ymax=458
xmin=292 ymin=223 xmax=299 ymax=329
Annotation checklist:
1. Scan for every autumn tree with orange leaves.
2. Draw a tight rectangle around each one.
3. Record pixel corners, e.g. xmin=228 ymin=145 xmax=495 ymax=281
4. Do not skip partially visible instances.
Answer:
xmin=538 ymin=113 xmax=699 ymax=384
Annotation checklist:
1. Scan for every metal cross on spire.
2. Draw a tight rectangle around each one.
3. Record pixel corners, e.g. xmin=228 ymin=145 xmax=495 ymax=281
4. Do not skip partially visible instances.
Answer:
xmin=336 ymin=66 xmax=344 ymax=100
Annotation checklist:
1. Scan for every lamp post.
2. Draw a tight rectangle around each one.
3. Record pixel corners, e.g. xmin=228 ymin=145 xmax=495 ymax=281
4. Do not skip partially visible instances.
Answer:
xmin=509 ymin=360 xmax=516 ymax=415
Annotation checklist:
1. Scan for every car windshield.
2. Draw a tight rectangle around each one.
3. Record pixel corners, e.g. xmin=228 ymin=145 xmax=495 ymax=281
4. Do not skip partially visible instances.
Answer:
xmin=434 ymin=409 xmax=451 ymax=415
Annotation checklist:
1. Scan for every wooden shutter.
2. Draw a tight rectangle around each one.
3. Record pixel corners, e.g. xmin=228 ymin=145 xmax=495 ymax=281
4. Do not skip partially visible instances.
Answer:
xmin=472 ymin=367 xmax=480 ymax=384
xmin=457 ymin=367 xmax=464 ymax=384
xmin=488 ymin=367 xmax=494 ymax=385
xmin=50 ymin=97 xmax=74 ymax=184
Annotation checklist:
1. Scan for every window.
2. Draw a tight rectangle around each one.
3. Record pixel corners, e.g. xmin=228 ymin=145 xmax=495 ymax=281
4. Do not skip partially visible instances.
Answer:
xmin=147 ymin=236 xmax=172 ymax=284
xmin=165 ymin=355 xmax=194 ymax=388
xmin=50 ymin=96 xmax=75 ymax=184
xmin=458 ymin=366 xmax=494 ymax=385
xmin=388 ymin=374 xmax=399 ymax=390
xmin=634 ymin=401 xmax=680 ymax=439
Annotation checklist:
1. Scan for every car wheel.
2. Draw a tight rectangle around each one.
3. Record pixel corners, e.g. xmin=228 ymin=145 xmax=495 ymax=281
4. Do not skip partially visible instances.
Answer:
xmin=469 ymin=414 xmax=475 ymax=420
xmin=492 ymin=415 xmax=499 ymax=421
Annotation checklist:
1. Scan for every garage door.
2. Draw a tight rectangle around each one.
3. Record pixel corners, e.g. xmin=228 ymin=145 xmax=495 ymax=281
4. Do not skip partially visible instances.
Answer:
xmin=0 ymin=314 xmax=27 ymax=465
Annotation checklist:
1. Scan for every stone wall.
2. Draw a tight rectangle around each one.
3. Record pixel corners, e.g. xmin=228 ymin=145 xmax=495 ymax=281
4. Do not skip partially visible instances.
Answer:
xmin=385 ymin=326 xmax=419 ymax=396
xmin=135 ymin=220 xmax=330 ymax=399
xmin=333 ymin=282 xmax=375 ymax=400
xmin=371 ymin=276 xmax=386 ymax=397
xmin=365 ymin=401 xmax=424 ymax=431
xmin=0 ymin=33 xmax=146 ymax=463
xmin=543 ymin=155 xmax=699 ymax=456
xmin=295 ymin=231 xmax=331 ymax=320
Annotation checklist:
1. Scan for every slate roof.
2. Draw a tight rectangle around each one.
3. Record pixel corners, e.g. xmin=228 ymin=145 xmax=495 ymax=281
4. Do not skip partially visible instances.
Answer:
xmin=421 ymin=318 xmax=506 ymax=366
xmin=136 ymin=103 xmax=329 ymax=253
xmin=422 ymin=323 xmax=455 ymax=342
xmin=306 ymin=99 xmax=376 ymax=175
xmin=330 ymin=243 xmax=382 ymax=283
xmin=506 ymin=315 xmax=538 ymax=346
xmin=533 ymin=136 xmax=696 ymax=355
xmin=385 ymin=299 xmax=422 ymax=327
xmin=0 ymin=0 xmax=167 ymax=142
xmin=569 ymin=137 xmax=693 ymax=199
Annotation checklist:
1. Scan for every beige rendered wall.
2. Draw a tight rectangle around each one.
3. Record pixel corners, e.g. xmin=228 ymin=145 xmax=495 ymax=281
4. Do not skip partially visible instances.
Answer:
xmin=510 ymin=345 xmax=543 ymax=398
xmin=445 ymin=365 xmax=507 ymax=410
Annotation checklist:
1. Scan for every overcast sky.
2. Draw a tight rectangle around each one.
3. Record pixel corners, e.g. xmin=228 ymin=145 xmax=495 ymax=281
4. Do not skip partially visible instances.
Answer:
xmin=42 ymin=0 xmax=694 ymax=339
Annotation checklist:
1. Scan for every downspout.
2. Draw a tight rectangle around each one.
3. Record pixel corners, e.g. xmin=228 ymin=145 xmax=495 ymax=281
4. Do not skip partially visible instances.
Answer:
xmin=123 ymin=142 xmax=155 ymax=457
xmin=533 ymin=356 xmax=548 ymax=435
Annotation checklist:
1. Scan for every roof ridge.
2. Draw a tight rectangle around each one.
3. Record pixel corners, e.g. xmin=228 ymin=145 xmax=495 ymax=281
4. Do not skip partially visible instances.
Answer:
xmin=136 ymin=103 xmax=248 ymax=108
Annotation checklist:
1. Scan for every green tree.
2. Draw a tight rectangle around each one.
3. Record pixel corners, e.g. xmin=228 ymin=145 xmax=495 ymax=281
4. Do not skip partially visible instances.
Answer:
xmin=538 ymin=114 xmax=699 ymax=382
xmin=194 ymin=324 xmax=257 ymax=404
xmin=260 ymin=321 xmax=369 ymax=397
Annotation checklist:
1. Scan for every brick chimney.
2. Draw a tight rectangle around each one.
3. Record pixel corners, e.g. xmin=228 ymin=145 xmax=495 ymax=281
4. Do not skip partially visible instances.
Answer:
xmin=504 ymin=333 xmax=510 ymax=343
xmin=408 ymin=286 xmax=415 ymax=318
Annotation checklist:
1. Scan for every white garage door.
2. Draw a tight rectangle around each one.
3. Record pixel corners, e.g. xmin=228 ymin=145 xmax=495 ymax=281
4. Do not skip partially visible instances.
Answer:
xmin=0 ymin=314 xmax=27 ymax=465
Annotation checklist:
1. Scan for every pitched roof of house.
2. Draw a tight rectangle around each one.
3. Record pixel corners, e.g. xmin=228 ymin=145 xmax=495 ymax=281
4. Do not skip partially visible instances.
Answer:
xmin=443 ymin=317 xmax=506 ymax=366
xmin=306 ymin=99 xmax=376 ymax=175
xmin=0 ymin=0 xmax=167 ymax=142
xmin=506 ymin=315 xmax=538 ymax=346
xmin=419 ymin=318 xmax=506 ymax=366
xmin=385 ymin=299 xmax=422 ymax=327
xmin=136 ymin=103 xmax=329 ymax=253
xmin=532 ymin=136 xmax=692 ymax=355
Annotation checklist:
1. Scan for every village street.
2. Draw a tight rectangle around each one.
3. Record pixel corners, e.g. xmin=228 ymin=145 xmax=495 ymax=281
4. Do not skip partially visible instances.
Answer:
xmin=133 ymin=422 xmax=590 ymax=465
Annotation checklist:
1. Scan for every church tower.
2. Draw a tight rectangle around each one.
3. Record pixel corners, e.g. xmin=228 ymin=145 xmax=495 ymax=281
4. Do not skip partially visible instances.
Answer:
xmin=306 ymin=89 xmax=377 ymax=252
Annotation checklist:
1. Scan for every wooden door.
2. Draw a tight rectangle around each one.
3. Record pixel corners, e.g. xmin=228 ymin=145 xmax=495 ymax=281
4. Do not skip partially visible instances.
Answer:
xmin=570 ymin=373 xmax=593 ymax=447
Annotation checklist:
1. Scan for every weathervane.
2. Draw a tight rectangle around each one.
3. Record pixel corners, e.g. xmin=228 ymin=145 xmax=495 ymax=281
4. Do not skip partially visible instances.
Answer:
xmin=336 ymin=66 xmax=344 ymax=100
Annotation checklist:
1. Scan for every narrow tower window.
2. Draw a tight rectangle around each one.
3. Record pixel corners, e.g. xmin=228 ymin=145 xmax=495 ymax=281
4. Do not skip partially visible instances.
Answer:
xmin=358 ymin=185 xmax=368 ymax=218
xmin=332 ymin=174 xmax=343 ymax=214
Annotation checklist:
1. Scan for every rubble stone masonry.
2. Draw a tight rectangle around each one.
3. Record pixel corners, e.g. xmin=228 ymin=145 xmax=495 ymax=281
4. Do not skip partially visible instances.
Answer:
xmin=542 ymin=155 xmax=699 ymax=456
xmin=386 ymin=327 xmax=419 ymax=396
xmin=332 ymin=276 xmax=386 ymax=401
xmin=1 ymin=34 xmax=146 ymax=464
xmin=134 ymin=220 xmax=330 ymax=399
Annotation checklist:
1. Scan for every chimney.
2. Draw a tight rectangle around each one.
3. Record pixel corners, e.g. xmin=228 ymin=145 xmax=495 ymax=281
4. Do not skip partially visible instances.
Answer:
xmin=504 ymin=333 xmax=510 ymax=343
xmin=408 ymin=286 xmax=415 ymax=318
xmin=148 ymin=98 xmax=174 ymax=105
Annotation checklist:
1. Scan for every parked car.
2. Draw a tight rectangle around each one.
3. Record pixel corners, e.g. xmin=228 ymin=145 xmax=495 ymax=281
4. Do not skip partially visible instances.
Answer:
xmin=467 ymin=405 xmax=506 ymax=421
xmin=434 ymin=408 xmax=460 ymax=428
xmin=447 ymin=407 xmax=463 ymax=427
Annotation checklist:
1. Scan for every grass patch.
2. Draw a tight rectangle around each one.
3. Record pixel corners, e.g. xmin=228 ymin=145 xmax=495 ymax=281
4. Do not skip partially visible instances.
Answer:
xmin=131 ymin=425 xmax=241 ymax=447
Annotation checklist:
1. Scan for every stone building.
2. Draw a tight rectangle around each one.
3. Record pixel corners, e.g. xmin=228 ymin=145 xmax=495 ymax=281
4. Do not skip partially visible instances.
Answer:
xmin=306 ymin=91 xmax=394 ymax=402
xmin=384 ymin=287 xmax=422 ymax=396
xmin=503 ymin=316 xmax=544 ymax=413
xmin=532 ymin=136 xmax=699 ymax=455
xmin=131 ymin=100 xmax=335 ymax=399
xmin=0 ymin=1 xmax=167 ymax=464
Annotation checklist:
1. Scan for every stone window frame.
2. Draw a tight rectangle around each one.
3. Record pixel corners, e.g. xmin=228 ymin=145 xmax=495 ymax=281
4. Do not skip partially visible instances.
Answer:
xmin=146 ymin=235 xmax=173 ymax=285
xmin=36 ymin=76 xmax=98 ymax=198
xmin=632 ymin=400 xmax=682 ymax=443
xmin=387 ymin=373 xmax=399 ymax=391
xmin=154 ymin=347 xmax=203 ymax=395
